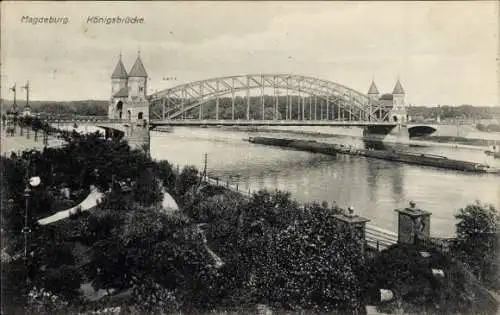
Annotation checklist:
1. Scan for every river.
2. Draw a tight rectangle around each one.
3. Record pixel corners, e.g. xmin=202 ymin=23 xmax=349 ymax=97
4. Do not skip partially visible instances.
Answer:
xmin=150 ymin=127 xmax=500 ymax=238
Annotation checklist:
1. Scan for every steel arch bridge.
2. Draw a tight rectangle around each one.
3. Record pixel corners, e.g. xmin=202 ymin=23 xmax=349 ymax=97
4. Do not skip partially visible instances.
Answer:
xmin=148 ymin=74 xmax=391 ymax=124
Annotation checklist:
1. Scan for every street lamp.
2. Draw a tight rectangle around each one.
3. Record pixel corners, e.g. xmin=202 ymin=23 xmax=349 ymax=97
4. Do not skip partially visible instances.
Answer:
xmin=22 ymin=176 xmax=41 ymax=264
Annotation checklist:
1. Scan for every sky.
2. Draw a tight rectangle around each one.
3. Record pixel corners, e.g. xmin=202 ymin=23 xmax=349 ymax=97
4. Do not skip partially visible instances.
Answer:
xmin=1 ymin=1 xmax=499 ymax=106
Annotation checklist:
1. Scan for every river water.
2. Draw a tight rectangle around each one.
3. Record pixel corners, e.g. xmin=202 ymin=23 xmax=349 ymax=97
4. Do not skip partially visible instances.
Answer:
xmin=150 ymin=127 xmax=500 ymax=238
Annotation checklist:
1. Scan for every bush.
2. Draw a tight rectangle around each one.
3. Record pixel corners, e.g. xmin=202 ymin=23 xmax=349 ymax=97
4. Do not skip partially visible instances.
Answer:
xmin=154 ymin=160 xmax=176 ymax=192
xmin=366 ymin=243 xmax=499 ymax=315
xmin=454 ymin=202 xmax=500 ymax=289
xmin=34 ymin=265 xmax=82 ymax=301
xmin=25 ymin=287 xmax=69 ymax=315
xmin=175 ymin=165 xmax=200 ymax=200
xmin=131 ymin=167 xmax=163 ymax=206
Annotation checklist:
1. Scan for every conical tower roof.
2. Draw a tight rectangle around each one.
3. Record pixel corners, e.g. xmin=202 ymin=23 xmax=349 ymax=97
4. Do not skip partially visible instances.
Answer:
xmin=367 ymin=80 xmax=379 ymax=95
xmin=393 ymin=79 xmax=405 ymax=94
xmin=129 ymin=55 xmax=148 ymax=77
xmin=111 ymin=59 xmax=128 ymax=79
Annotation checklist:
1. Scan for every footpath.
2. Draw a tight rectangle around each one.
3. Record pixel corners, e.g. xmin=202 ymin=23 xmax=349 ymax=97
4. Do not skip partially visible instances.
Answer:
xmin=1 ymin=131 xmax=65 ymax=156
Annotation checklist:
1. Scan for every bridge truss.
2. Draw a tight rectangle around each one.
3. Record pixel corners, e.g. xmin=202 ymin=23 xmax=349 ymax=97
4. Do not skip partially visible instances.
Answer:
xmin=148 ymin=74 xmax=391 ymax=122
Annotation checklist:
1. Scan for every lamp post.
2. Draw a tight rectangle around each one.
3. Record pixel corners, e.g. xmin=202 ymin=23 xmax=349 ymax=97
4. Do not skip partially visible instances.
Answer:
xmin=23 ymin=185 xmax=31 ymax=263
xmin=22 ymin=175 xmax=41 ymax=264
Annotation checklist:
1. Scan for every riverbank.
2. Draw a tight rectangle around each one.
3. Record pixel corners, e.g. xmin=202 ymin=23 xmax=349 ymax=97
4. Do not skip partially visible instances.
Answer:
xmin=414 ymin=135 xmax=494 ymax=148
xmin=201 ymin=125 xmax=493 ymax=150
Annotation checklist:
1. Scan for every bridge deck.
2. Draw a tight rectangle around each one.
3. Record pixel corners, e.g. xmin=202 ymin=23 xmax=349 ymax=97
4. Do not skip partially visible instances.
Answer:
xmin=149 ymin=119 xmax=397 ymax=127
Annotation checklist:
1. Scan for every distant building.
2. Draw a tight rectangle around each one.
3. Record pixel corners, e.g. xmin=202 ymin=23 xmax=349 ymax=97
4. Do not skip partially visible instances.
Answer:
xmin=108 ymin=53 xmax=149 ymax=123
xmin=367 ymin=79 xmax=408 ymax=123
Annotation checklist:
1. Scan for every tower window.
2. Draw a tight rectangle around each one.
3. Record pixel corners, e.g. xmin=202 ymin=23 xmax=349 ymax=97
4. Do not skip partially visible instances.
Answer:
xmin=139 ymin=87 xmax=144 ymax=92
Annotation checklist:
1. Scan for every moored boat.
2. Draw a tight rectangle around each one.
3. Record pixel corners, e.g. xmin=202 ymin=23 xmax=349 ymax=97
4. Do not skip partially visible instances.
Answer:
xmin=247 ymin=136 xmax=500 ymax=174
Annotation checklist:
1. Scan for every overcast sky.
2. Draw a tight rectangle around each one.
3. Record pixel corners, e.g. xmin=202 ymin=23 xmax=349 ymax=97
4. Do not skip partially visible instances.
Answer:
xmin=1 ymin=1 xmax=498 ymax=106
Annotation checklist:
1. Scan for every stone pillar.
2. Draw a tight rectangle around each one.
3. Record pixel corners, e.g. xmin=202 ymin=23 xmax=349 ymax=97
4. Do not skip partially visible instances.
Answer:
xmin=334 ymin=207 xmax=370 ymax=255
xmin=395 ymin=201 xmax=431 ymax=245
xmin=362 ymin=125 xmax=410 ymax=144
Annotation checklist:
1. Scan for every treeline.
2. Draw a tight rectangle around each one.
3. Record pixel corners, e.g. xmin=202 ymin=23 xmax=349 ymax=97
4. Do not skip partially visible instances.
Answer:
xmin=409 ymin=105 xmax=500 ymax=120
xmin=1 ymin=99 xmax=108 ymax=116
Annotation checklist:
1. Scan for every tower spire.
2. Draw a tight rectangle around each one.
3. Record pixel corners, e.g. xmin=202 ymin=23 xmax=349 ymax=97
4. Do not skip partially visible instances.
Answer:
xmin=393 ymin=78 xmax=405 ymax=95
xmin=129 ymin=52 xmax=148 ymax=77
xmin=111 ymin=55 xmax=128 ymax=79
xmin=367 ymin=79 xmax=379 ymax=96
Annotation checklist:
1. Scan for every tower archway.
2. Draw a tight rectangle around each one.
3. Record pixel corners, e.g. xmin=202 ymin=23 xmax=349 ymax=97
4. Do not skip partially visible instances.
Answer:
xmin=116 ymin=101 xmax=123 ymax=119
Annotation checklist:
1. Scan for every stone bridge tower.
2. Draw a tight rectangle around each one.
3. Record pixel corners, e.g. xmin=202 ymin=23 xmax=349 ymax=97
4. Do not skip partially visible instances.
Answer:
xmin=389 ymin=79 xmax=408 ymax=124
xmin=108 ymin=53 xmax=151 ymax=154
xmin=108 ymin=52 xmax=149 ymax=124
xmin=363 ymin=79 xmax=410 ymax=143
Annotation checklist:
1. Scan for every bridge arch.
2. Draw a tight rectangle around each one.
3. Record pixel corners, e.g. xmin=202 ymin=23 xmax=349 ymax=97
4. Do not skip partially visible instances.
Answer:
xmin=148 ymin=74 xmax=385 ymax=121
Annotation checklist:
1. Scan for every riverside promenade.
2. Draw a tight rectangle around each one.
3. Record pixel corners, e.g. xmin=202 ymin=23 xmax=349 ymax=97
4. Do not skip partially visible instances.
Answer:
xmin=1 ymin=130 xmax=65 ymax=156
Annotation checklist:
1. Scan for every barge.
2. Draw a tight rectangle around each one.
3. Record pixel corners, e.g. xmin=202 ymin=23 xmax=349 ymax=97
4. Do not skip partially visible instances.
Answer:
xmin=247 ymin=136 xmax=500 ymax=174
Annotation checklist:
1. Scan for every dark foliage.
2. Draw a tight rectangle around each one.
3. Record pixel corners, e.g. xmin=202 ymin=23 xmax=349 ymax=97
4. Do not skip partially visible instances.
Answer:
xmin=175 ymin=165 xmax=201 ymax=201
xmin=453 ymin=202 xmax=500 ymax=290
xmin=153 ymin=160 xmax=177 ymax=192
xmin=365 ymin=244 xmax=499 ymax=315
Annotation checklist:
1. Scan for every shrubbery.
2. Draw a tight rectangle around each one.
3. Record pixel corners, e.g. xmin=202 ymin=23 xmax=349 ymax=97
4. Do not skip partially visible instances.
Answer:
xmin=454 ymin=202 xmax=500 ymax=290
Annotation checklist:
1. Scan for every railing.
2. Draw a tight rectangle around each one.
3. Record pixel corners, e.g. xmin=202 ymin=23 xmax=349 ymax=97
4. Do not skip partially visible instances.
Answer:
xmin=150 ymin=119 xmax=397 ymax=127
xmin=47 ymin=118 xmax=124 ymax=123
xmin=199 ymin=173 xmax=398 ymax=251
xmin=365 ymin=225 xmax=398 ymax=251
xmin=201 ymin=175 xmax=253 ymax=199
xmin=417 ymin=235 xmax=457 ymax=253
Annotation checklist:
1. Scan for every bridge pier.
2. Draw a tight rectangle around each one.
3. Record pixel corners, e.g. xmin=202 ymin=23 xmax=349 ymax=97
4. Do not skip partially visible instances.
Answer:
xmin=123 ymin=122 xmax=150 ymax=154
xmin=362 ymin=124 xmax=410 ymax=144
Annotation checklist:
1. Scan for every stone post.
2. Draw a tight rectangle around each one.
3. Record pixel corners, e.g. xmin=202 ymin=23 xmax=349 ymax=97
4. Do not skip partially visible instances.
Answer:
xmin=333 ymin=207 xmax=370 ymax=256
xmin=395 ymin=201 xmax=431 ymax=245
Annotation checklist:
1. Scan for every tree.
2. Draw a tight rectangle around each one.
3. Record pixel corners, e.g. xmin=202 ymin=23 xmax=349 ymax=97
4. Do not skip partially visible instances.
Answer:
xmin=132 ymin=167 xmax=163 ymax=206
xmin=454 ymin=202 xmax=500 ymax=289
xmin=12 ymin=112 xmax=18 ymax=134
xmin=175 ymin=166 xmax=200 ymax=200
xmin=24 ymin=116 xmax=33 ymax=139
xmin=41 ymin=122 xmax=50 ymax=145
xmin=236 ymin=203 xmax=364 ymax=313
xmin=31 ymin=118 xmax=43 ymax=142
xmin=18 ymin=116 xmax=25 ymax=136
xmin=154 ymin=160 xmax=177 ymax=193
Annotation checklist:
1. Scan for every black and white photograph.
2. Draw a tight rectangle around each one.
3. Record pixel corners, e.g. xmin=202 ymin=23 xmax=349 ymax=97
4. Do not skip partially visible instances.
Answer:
xmin=1 ymin=1 xmax=499 ymax=314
